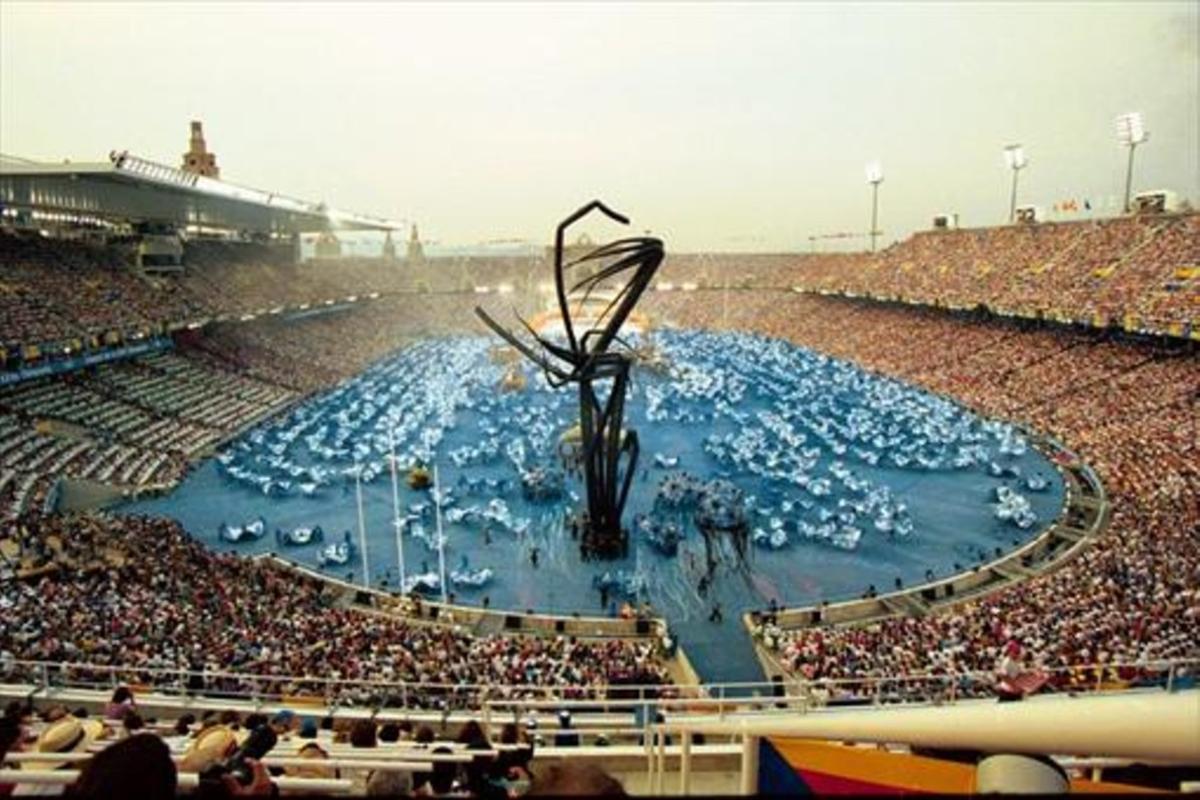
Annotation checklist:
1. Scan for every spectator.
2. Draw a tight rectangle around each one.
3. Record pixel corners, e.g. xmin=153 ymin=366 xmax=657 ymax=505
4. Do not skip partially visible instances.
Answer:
xmin=415 ymin=746 xmax=466 ymax=798
xmin=527 ymin=763 xmax=627 ymax=797
xmin=349 ymin=720 xmax=377 ymax=749
xmin=366 ymin=768 xmax=413 ymax=797
xmin=164 ymin=714 xmax=196 ymax=752
xmin=120 ymin=710 xmax=144 ymax=738
xmin=268 ymin=711 xmax=296 ymax=740
xmin=285 ymin=741 xmax=335 ymax=782
xmin=296 ymin=719 xmax=318 ymax=740
xmin=70 ymin=732 xmax=176 ymax=800
xmin=10 ymin=717 xmax=103 ymax=797
xmin=179 ymin=725 xmax=238 ymax=774
xmin=553 ymin=711 xmax=579 ymax=748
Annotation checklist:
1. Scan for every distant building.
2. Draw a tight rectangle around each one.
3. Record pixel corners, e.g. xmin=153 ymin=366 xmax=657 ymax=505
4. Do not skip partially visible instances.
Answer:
xmin=382 ymin=230 xmax=397 ymax=260
xmin=406 ymin=224 xmax=425 ymax=262
xmin=181 ymin=120 xmax=219 ymax=179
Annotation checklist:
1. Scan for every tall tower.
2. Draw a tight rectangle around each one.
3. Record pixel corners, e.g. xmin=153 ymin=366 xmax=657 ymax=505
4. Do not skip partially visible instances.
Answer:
xmin=181 ymin=120 xmax=220 ymax=179
xmin=406 ymin=224 xmax=425 ymax=262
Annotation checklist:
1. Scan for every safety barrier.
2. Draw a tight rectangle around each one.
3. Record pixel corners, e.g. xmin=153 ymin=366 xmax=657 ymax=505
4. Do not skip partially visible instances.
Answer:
xmin=2 ymin=657 xmax=1192 ymax=727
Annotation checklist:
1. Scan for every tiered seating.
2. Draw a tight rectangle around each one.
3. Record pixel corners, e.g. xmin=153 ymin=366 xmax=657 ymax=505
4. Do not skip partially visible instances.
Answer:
xmin=0 ymin=344 xmax=298 ymax=525
xmin=782 ymin=213 xmax=1199 ymax=336
xmin=0 ymin=414 xmax=176 ymax=522
xmin=125 ymin=353 xmax=295 ymax=430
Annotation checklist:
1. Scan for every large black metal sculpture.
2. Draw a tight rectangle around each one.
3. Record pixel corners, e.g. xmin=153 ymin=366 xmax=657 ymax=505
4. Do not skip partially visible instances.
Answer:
xmin=475 ymin=201 xmax=663 ymax=559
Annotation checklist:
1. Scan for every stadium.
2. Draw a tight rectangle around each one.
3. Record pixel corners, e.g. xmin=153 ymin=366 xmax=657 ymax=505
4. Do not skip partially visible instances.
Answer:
xmin=1 ymin=4 xmax=1198 ymax=797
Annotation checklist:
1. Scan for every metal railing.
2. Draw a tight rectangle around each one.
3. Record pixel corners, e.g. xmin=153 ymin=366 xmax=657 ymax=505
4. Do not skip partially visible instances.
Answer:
xmin=2 ymin=657 xmax=1193 ymax=720
xmin=0 ymin=659 xmax=675 ymax=712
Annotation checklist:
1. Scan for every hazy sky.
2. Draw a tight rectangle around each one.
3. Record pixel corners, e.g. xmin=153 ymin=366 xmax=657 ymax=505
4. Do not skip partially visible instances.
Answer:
xmin=2 ymin=2 xmax=1197 ymax=251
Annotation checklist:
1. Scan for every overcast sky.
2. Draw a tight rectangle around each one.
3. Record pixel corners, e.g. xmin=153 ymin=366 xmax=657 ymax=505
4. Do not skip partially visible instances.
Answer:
xmin=1 ymin=2 xmax=1196 ymax=251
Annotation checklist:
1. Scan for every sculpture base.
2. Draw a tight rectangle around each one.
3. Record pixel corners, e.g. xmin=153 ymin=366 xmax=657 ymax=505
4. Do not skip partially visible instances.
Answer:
xmin=569 ymin=511 xmax=629 ymax=560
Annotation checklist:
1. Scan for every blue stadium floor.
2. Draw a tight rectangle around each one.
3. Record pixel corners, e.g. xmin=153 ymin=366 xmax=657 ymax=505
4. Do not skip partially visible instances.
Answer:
xmin=125 ymin=331 xmax=1064 ymax=683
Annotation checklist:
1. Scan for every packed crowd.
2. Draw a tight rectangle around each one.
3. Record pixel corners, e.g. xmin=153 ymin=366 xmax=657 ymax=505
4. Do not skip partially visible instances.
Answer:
xmin=784 ymin=214 xmax=1199 ymax=335
xmin=1 ymin=697 xmax=627 ymax=797
xmin=187 ymin=294 xmax=485 ymax=393
xmin=5 ymin=212 xmax=1195 ymax=364
xmin=0 ymin=512 xmax=671 ymax=706
xmin=0 ymin=230 xmax=549 ymax=357
xmin=648 ymin=290 xmax=1199 ymax=689
xmin=0 ymin=231 xmax=197 ymax=350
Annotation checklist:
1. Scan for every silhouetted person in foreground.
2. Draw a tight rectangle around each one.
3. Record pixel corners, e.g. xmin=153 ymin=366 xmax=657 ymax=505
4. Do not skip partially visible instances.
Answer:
xmin=527 ymin=762 xmax=627 ymax=796
xmin=71 ymin=733 xmax=177 ymax=800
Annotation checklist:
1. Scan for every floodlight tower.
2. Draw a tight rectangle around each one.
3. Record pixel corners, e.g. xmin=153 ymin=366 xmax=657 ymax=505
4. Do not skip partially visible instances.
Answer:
xmin=1116 ymin=112 xmax=1149 ymax=213
xmin=865 ymin=161 xmax=884 ymax=252
xmin=1003 ymin=144 xmax=1028 ymax=223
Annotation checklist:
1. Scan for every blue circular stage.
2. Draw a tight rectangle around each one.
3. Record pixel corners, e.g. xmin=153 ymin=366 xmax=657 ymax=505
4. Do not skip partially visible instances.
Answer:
xmin=125 ymin=331 xmax=1064 ymax=681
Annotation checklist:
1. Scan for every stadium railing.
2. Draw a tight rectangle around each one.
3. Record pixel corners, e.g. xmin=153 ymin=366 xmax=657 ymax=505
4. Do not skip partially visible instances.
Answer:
xmin=2 ymin=657 xmax=1193 ymax=725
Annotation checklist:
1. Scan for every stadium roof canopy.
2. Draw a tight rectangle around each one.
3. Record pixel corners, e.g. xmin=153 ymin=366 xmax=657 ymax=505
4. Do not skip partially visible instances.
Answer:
xmin=0 ymin=152 xmax=403 ymax=234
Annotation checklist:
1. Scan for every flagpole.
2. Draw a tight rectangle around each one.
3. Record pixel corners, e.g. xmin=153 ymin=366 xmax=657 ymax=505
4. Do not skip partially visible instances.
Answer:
xmin=434 ymin=463 xmax=448 ymax=604
xmin=355 ymin=463 xmax=370 ymax=589
xmin=635 ymin=536 xmax=643 ymax=606
xmin=388 ymin=429 xmax=406 ymax=593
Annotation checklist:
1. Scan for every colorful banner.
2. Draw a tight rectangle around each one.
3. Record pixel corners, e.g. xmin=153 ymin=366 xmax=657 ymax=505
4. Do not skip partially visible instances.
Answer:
xmin=759 ymin=738 xmax=1165 ymax=795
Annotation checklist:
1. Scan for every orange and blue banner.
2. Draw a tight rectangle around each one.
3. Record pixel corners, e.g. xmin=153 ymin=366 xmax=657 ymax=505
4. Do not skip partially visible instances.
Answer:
xmin=758 ymin=738 xmax=1162 ymax=795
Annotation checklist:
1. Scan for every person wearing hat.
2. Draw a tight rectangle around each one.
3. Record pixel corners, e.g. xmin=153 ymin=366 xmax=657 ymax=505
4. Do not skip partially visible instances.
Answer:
xmin=296 ymin=718 xmax=319 ymax=741
xmin=269 ymin=710 xmax=297 ymax=741
xmin=179 ymin=724 xmax=239 ymax=774
xmin=11 ymin=717 xmax=104 ymax=797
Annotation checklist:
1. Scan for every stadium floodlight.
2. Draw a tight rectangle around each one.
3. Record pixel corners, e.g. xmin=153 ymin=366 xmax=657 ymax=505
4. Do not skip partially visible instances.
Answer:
xmin=1003 ymin=144 xmax=1027 ymax=170
xmin=1116 ymin=112 xmax=1149 ymax=213
xmin=865 ymin=161 xmax=883 ymax=252
xmin=1003 ymin=144 xmax=1028 ymax=223
xmin=1116 ymin=111 xmax=1147 ymax=147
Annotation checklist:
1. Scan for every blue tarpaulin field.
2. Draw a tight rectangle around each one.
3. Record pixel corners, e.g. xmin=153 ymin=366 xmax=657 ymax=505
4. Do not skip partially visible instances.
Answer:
xmin=125 ymin=330 xmax=1064 ymax=682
